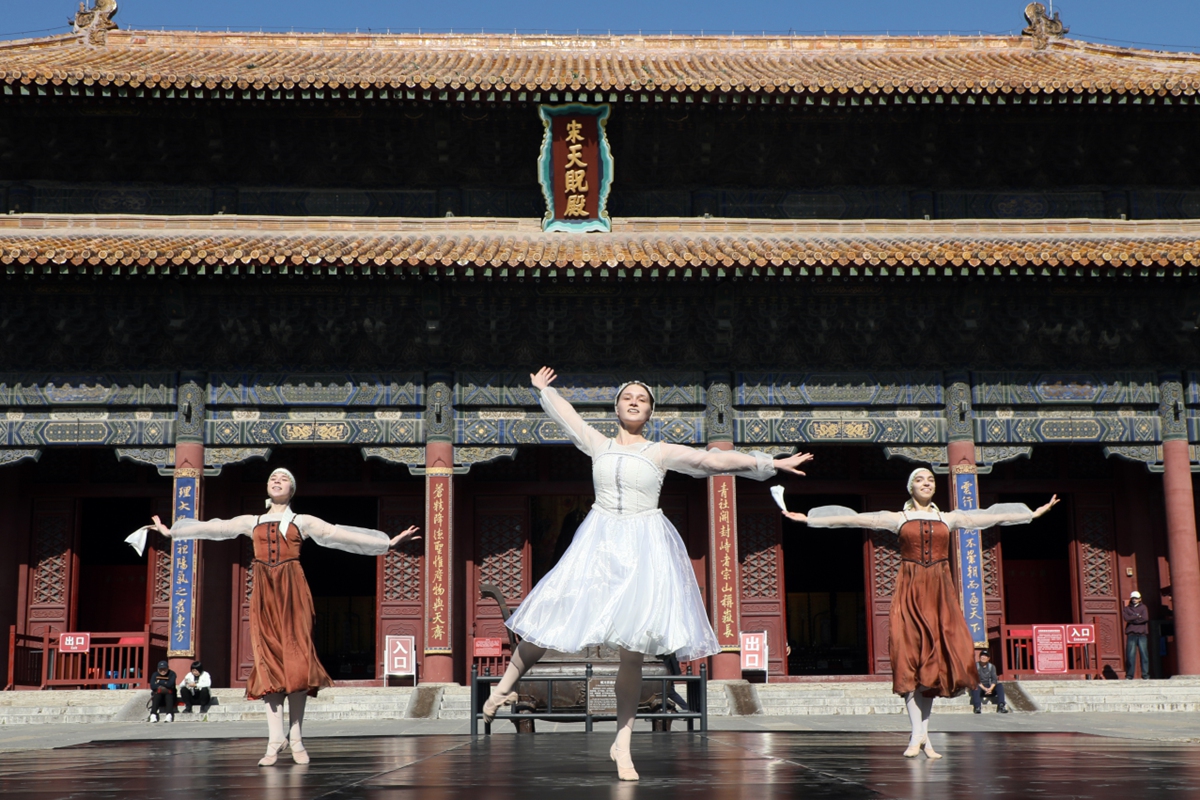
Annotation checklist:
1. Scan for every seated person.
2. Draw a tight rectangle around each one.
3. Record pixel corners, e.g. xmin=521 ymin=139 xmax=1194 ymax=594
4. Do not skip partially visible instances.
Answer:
xmin=178 ymin=661 xmax=212 ymax=713
xmin=969 ymin=650 xmax=1008 ymax=713
xmin=149 ymin=660 xmax=177 ymax=723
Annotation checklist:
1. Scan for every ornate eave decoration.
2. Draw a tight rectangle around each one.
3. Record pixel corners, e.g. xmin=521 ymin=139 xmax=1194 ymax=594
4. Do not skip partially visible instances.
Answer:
xmin=362 ymin=445 xmax=516 ymax=475
xmin=538 ymin=104 xmax=614 ymax=234
xmin=0 ymin=449 xmax=41 ymax=468
xmin=116 ymin=447 xmax=271 ymax=476
xmin=72 ymin=0 xmax=118 ymax=46
xmin=1022 ymin=2 xmax=1068 ymax=50
xmin=1104 ymin=445 xmax=1200 ymax=473
xmin=884 ymin=446 xmax=1033 ymax=474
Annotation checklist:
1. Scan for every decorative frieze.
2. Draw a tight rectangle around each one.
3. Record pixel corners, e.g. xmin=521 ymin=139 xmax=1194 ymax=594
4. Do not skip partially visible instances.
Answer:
xmin=0 ymin=374 xmax=176 ymax=406
xmin=972 ymin=372 xmax=1159 ymax=406
xmin=208 ymin=374 xmax=423 ymax=407
xmin=736 ymin=372 xmax=943 ymax=406
xmin=456 ymin=372 xmax=705 ymax=407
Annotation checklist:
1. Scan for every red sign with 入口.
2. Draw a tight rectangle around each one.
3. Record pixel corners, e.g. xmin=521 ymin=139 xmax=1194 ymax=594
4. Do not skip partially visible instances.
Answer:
xmin=1032 ymin=625 xmax=1068 ymax=673
xmin=740 ymin=632 xmax=767 ymax=672
xmin=385 ymin=635 xmax=415 ymax=677
xmin=60 ymin=633 xmax=90 ymax=653
xmin=474 ymin=637 xmax=504 ymax=658
xmin=1065 ymin=624 xmax=1095 ymax=645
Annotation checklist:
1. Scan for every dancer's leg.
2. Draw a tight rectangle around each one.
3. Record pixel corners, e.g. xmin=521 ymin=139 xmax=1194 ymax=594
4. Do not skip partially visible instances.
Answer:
xmin=610 ymin=648 xmax=643 ymax=780
xmin=484 ymin=640 xmax=547 ymax=721
xmin=916 ymin=689 xmax=941 ymax=758
xmin=258 ymin=693 xmax=286 ymax=766
xmin=903 ymin=691 xmax=923 ymax=756
xmin=287 ymin=691 xmax=310 ymax=764
xmin=495 ymin=641 xmax=547 ymax=694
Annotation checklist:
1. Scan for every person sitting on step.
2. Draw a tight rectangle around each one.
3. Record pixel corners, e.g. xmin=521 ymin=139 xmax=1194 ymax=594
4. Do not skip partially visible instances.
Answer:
xmin=969 ymin=650 xmax=1008 ymax=714
xmin=149 ymin=661 xmax=177 ymax=723
xmin=178 ymin=661 xmax=212 ymax=713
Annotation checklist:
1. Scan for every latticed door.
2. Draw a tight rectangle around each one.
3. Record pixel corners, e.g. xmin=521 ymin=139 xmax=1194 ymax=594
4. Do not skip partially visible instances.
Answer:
xmin=1070 ymin=493 xmax=1124 ymax=674
xmin=377 ymin=495 xmax=424 ymax=678
xmin=471 ymin=495 xmax=529 ymax=670
xmin=737 ymin=492 xmax=787 ymax=677
xmin=863 ymin=493 xmax=907 ymax=675
xmin=25 ymin=498 xmax=78 ymax=638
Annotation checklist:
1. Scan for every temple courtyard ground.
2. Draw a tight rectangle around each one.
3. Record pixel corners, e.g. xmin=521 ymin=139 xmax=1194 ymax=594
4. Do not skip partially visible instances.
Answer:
xmin=0 ymin=714 xmax=1197 ymax=799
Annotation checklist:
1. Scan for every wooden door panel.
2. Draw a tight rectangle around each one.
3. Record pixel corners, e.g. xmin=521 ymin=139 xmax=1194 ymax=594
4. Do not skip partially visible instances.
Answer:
xmin=1072 ymin=493 xmax=1124 ymax=674
xmin=738 ymin=493 xmax=786 ymax=677
xmin=864 ymin=493 xmax=907 ymax=676
xmin=26 ymin=499 xmax=76 ymax=638
xmin=378 ymin=496 xmax=424 ymax=678
xmin=471 ymin=496 xmax=529 ymax=658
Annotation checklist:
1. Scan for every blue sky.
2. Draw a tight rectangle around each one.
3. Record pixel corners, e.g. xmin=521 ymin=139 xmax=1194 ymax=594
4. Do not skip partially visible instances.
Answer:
xmin=3 ymin=1 xmax=1200 ymax=51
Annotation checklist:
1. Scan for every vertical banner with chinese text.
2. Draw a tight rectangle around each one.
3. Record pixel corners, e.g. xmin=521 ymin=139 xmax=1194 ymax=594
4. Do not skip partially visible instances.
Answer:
xmin=424 ymin=471 xmax=453 ymax=655
xmin=708 ymin=475 xmax=741 ymax=652
xmin=169 ymin=469 xmax=200 ymax=657
xmin=538 ymin=104 xmax=614 ymax=233
xmin=951 ymin=465 xmax=988 ymax=647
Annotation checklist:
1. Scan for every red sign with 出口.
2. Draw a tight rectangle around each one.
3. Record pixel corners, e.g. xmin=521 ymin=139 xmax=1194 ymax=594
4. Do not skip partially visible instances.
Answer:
xmin=60 ymin=633 xmax=90 ymax=653
xmin=740 ymin=632 xmax=767 ymax=672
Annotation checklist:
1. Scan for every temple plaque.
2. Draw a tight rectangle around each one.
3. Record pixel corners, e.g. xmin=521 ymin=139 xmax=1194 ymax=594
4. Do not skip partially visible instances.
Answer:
xmin=538 ymin=104 xmax=614 ymax=233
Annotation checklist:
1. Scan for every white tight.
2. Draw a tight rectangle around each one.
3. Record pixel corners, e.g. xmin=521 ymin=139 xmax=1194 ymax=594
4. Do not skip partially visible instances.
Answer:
xmin=264 ymin=691 xmax=308 ymax=746
xmin=494 ymin=641 xmax=644 ymax=750
xmin=904 ymin=687 xmax=934 ymax=747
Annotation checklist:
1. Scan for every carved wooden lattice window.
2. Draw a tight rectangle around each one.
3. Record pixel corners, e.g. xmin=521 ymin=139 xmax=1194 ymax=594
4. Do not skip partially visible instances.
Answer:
xmin=384 ymin=542 xmax=422 ymax=602
xmin=739 ymin=513 xmax=780 ymax=598
xmin=241 ymin=538 xmax=255 ymax=603
xmin=32 ymin=513 xmax=70 ymax=605
xmin=154 ymin=545 xmax=172 ymax=604
xmin=1079 ymin=508 xmax=1115 ymax=597
xmin=871 ymin=530 xmax=902 ymax=597
xmin=981 ymin=530 xmax=1001 ymax=598
xmin=478 ymin=513 xmax=524 ymax=601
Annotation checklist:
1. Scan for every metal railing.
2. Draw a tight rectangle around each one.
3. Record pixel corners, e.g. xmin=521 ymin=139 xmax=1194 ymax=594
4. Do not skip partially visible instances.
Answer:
xmin=1000 ymin=625 xmax=1100 ymax=678
xmin=6 ymin=625 xmax=168 ymax=690
xmin=470 ymin=662 xmax=707 ymax=736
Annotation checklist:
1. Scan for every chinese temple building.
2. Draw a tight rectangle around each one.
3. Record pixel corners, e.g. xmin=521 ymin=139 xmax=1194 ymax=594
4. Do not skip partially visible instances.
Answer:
xmin=3 ymin=6 xmax=1200 ymax=689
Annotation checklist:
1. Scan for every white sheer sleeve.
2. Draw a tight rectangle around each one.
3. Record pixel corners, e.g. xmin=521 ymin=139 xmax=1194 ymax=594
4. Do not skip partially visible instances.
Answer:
xmin=538 ymin=386 xmax=610 ymax=457
xmin=946 ymin=504 xmax=1034 ymax=531
xmin=297 ymin=515 xmax=392 ymax=556
xmin=658 ymin=444 xmax=777 ymax=481
xmin=805 ymin=507 xmax=904 ymax=532
xmin=126 ymin=515 xmax=255 ymax=556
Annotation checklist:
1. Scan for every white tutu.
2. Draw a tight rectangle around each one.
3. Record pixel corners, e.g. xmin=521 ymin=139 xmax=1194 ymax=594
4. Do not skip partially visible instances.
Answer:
xmin=506 ymin=506 xmax=720 ymax=662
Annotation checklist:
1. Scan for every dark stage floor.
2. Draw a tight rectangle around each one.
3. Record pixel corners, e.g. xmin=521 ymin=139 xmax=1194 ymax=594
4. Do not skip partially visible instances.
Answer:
xmin=2 ymin=732 xmax=1198 ymax=799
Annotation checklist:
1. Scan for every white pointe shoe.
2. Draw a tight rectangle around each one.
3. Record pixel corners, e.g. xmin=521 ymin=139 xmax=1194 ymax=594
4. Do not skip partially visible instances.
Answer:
xmin=610 ymin=743 xmax=640 ymax=781
xmin=903 ymin=737 xmax=922 ymax=758
xmin=482 ymin=688 xmax=518 ymax=723
xmin=922 ymin=737 xmax=942 ymax=759
xmin=258 ymin=740 xmax=287 ymax=767
xmin=289 ymin=739 xmax=309 ymax=765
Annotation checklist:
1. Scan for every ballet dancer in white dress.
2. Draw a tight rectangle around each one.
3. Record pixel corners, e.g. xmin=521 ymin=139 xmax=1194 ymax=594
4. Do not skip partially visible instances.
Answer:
xmin=488 ymin=367 xmax=813 ymax=780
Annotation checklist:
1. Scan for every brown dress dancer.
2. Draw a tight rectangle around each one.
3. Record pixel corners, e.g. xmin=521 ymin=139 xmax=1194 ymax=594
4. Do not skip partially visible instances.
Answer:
xmin=779 ymin=467 xmax=1058 ymax=759
xmin=136 ymin=468 xmax=418 ymax=766
xmin=246 ymin=514 xmax=333 ymax=701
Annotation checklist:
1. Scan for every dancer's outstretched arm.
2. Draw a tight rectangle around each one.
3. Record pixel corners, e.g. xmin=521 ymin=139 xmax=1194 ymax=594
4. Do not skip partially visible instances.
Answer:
xmin=299 ymin=515 xmax=420 ymax=555
xmin=128 ymin=514 xmax=256 ymax=556
xmin=781 ymin=506 xmax=903 ymax=532
xmin=949 ymin=495 xmax=1058 ymax=530
xmin=660 ymin=444 xmax=812 ymax=481
xmin=531 ymin=366 xmax=608 ymax=456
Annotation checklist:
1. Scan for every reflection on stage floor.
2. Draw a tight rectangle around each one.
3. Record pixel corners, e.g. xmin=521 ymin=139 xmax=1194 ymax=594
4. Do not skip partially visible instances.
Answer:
xmin=1 ymin=731 xmax=1197 ymax=799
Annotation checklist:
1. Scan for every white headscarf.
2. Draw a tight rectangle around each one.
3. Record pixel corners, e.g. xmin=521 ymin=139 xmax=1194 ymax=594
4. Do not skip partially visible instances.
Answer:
xmin=903 ymin=467 xmax=939 ymax=512
xmin=614 ymin=381 xmax=655 ymax=415
xmin=265 ymin=468 xmax=298 ymax=509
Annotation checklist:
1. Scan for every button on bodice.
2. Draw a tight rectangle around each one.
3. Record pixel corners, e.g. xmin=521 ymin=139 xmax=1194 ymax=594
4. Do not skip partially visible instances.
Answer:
xmin=898 ymin=517 xmax=951 ymax=567
xmin=591 ymin=442 xmax=664 ymax=516
xmin=252 ymin=519 xmax=303 ymax=565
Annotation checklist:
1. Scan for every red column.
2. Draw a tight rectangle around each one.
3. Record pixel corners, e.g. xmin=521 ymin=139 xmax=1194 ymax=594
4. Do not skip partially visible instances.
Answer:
xmin=423 ymin=441 xmax=455 ymax=683
xmin=707 ymin=441 xmax=741 ymax=680
xmin=1162 ymin=439 xmax=1200 ymax=674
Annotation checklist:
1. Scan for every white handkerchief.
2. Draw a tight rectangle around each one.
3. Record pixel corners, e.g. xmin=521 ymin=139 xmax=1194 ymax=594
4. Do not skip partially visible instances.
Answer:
xmin=125 ymin=526 xmax=150 ymax=557
xmin=769 ymin=485 xmax=788 ymax=513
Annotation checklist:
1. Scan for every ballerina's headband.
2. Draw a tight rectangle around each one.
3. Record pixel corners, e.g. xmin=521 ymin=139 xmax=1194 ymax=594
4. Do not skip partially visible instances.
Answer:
xmin=614 ymin=381 xmax=655 ymax=410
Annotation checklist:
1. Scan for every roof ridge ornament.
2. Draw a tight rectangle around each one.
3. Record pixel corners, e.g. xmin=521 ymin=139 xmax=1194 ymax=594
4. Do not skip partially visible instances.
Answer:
xmin=71 ymin=0 xmax=119 ymax=47
xmin=1022 ymin=2 xmax=1068 ymax=50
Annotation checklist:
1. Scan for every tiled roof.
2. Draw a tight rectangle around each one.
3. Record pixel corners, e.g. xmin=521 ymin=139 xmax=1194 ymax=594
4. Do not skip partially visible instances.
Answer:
xmin=2 ymin=215 xmax=1198 ymax=277
xmin=1 ymin=30 xmax=1200 ymax=97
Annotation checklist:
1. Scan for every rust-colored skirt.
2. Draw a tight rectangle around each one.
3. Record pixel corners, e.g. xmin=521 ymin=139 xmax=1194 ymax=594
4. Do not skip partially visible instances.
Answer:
xmin=888 ymin=560 xmax=979 ymax=697
xmin=245 ymin=560 xmax=334 ymax=700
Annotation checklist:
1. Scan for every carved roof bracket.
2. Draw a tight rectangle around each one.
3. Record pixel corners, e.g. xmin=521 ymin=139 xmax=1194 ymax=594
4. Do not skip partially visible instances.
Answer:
xmin=1104 ymin=445 xmax=1200 ymax=473
xmin=885 ymin=445 xmax=1033 ymax=475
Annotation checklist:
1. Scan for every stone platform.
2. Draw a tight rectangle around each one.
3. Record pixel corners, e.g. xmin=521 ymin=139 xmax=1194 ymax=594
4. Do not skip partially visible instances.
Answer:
xmin=3 ymin=678 xmax=1198 ymax=726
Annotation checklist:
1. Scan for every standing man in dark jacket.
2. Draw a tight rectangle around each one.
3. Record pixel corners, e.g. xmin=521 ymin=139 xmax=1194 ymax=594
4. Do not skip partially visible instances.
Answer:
xmin=969 ymin=650 xmax=1008 ymax=713
xmin=148 ymin=660 xmax=177 ymax=722
xmin=1123 ymin=590 xmax=1150 ymax=680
